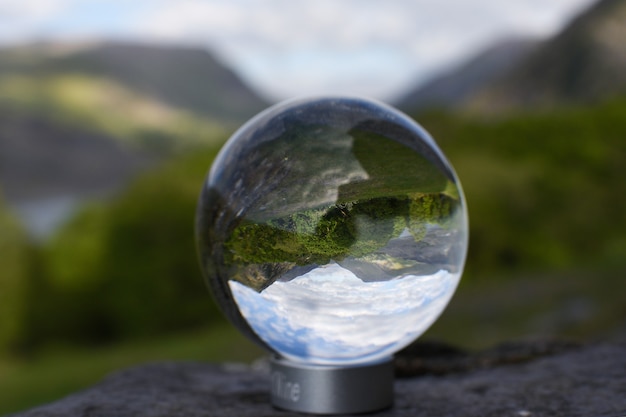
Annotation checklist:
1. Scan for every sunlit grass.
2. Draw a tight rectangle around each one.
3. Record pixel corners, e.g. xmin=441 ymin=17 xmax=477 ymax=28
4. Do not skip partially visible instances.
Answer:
xmin=0 ymin=74 xmax=227 ymax=152
xmin=0 ymin=324 xmax=263 ymax=416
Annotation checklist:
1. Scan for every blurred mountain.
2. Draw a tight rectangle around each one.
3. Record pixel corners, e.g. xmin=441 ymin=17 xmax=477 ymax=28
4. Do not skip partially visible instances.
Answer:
xmin=0 ymin=41 xmax=268 ymax=236
xmin=468 ymin=0 xmax=626 ymax=111
xmin=0 ymin=41 xmax=269 ymax=124
xmin=0 ymin=109 xmax=156 ymax=237
xmin=0 ymin=109 xmax=153 ymax=202
xmin=397 ymin=0 xmax=626 ymax=113
xmin=395 ymin=38 xmax=539 ymax=111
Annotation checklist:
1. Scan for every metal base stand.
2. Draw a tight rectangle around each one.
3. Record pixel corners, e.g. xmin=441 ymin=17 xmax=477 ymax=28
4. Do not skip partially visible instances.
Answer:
xmin=270 ymin=356 xmax=394 ymax=414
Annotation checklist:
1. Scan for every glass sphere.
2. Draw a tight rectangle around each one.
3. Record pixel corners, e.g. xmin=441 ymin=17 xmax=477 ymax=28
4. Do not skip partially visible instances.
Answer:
xmin=196 ymin=97 xmax=468 ymax=366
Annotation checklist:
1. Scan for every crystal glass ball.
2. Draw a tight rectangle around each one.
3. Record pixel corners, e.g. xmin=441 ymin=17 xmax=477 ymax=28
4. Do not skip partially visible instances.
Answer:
xmin=196 ymin=97 xmax=468 ymax=366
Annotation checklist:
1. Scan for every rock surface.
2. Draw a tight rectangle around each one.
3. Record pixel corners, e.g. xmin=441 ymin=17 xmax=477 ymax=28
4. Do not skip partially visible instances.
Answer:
xmin=11 ymin=340 xmax=626 ymax=417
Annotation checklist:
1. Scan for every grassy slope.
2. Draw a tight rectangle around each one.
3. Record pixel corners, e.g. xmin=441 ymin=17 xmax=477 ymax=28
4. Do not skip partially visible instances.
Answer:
xmin=0 ymin=74 xmax=227 ymax=153
xmin=0 ymin=42 xmax=269 ymax=125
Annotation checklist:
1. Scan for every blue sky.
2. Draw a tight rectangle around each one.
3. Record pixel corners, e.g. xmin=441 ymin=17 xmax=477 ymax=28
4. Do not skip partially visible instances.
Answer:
xmin=0 ymin=0 xmax=596 ymax=101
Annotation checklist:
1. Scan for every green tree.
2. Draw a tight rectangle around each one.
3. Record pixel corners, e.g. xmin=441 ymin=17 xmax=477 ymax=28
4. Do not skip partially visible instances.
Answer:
xmin=0 ymin=194 xmax=30 ymax=352
xmin=96 ymin=158 xmax=222 ymax=339
xmin=27 ymin=148 xmax=224 ymax=347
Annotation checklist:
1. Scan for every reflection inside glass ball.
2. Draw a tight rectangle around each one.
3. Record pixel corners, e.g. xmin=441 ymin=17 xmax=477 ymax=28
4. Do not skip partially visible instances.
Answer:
xmin=196 ymin=97 xmax=468 ymax=365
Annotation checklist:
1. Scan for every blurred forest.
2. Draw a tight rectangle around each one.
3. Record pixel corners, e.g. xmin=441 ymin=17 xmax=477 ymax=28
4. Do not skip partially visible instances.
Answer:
xmin=1 ymin=0 xmax=626 ymax=414
xmin=3 ymin=97 xmax=625 ymax=356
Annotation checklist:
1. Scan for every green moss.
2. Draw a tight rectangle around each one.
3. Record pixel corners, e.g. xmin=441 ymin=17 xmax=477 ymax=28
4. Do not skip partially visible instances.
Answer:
xmin=408 ymin=193 xmax=454 ymax=241
xmin=224 ymin=193 xmax=457 ymax=266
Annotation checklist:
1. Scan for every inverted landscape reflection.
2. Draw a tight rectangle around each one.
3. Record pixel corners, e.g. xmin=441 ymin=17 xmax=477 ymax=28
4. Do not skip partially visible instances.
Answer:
xmin=196 ymin=97 xmax=468 ymax=365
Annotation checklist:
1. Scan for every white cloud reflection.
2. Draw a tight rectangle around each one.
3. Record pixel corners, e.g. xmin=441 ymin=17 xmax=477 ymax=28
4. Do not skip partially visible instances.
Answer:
xmin=230 ymin=262 xmax=460 ymax=365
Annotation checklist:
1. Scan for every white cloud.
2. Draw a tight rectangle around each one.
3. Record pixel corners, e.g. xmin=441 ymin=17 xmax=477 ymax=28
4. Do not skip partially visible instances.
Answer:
xmin=0 ymin=0 xmax=598 ymax=100
xmin=230 ymin=263 xmax=461 ymax=365
xmin=0 ymin=0 xmax=68 ymax=17
xmin=131 ymin=0 xmax=597 ymax=100
xmin=0 ymin=0 xmax=73 ymax=42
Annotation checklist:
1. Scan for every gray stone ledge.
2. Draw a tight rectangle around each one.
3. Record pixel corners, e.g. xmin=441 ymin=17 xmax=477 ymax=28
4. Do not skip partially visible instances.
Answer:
xmin=11 ymin=341 xmax=626 ymax=417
